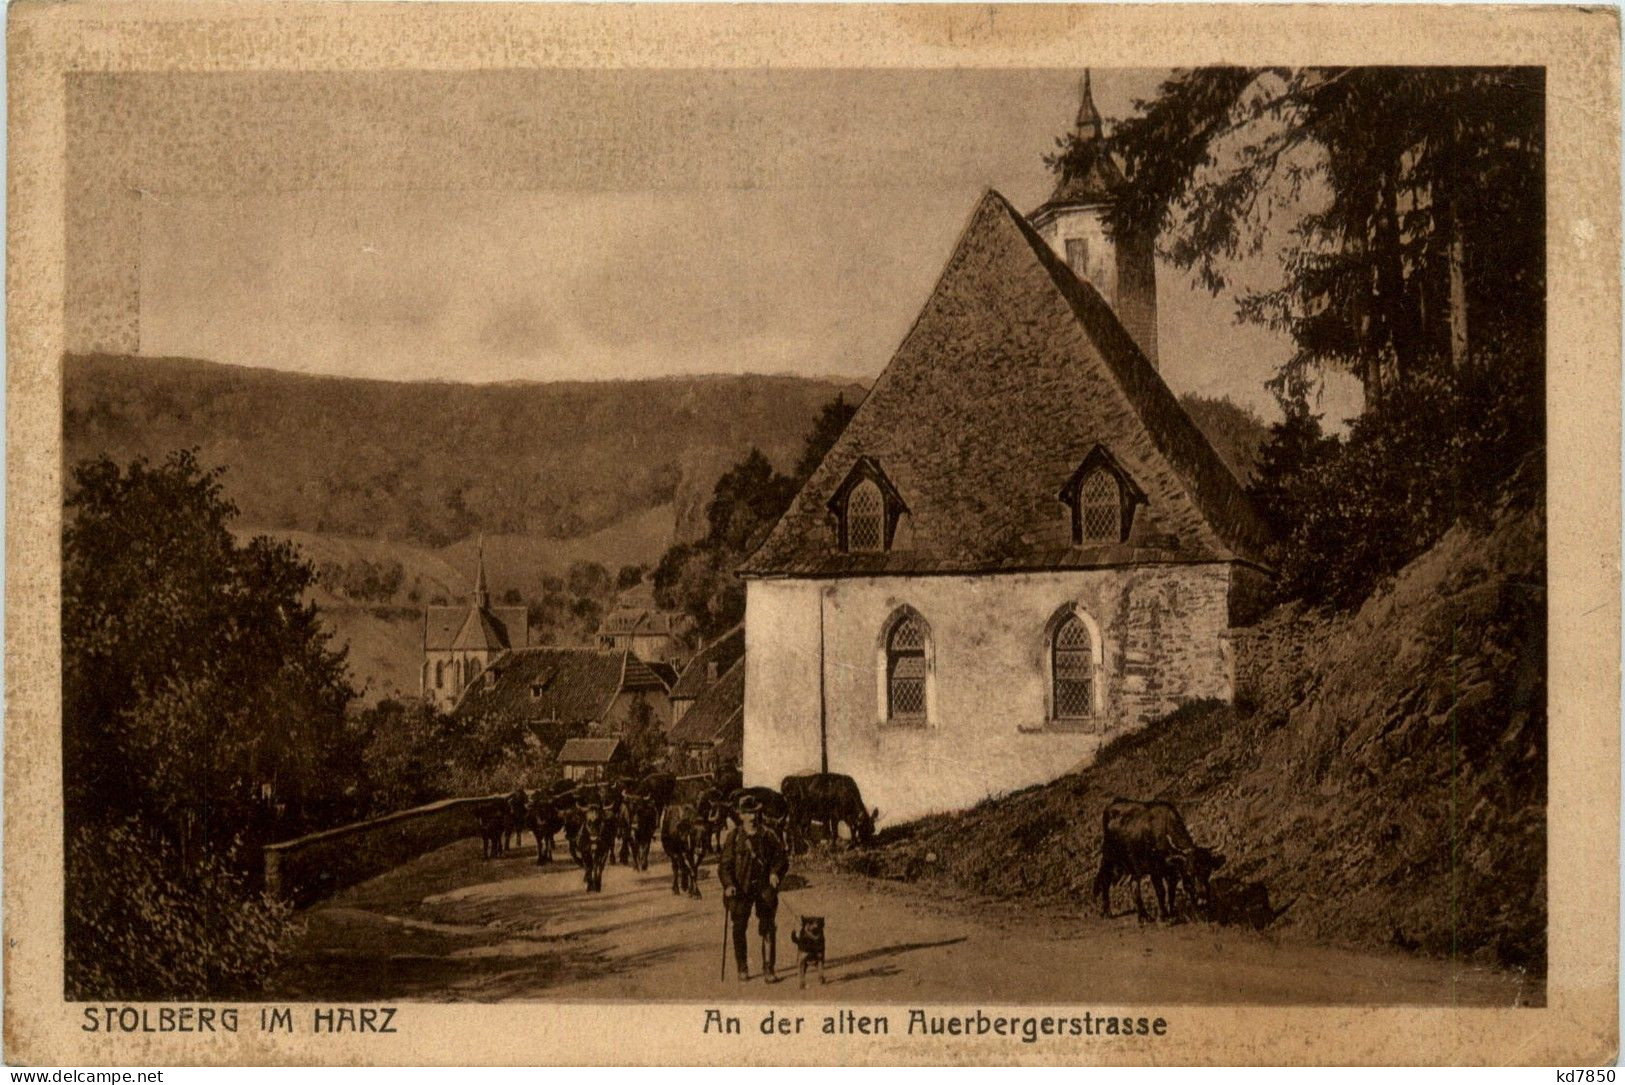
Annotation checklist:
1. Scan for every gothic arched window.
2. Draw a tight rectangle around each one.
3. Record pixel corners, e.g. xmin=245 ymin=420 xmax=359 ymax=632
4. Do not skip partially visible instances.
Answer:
xmin=885 ymin=613 xmax=929 ymax=721
xmin=847 ymin=479 xmax=884 ymax=552
xmin=1052 ymin=613 xmax=1096 ymax=720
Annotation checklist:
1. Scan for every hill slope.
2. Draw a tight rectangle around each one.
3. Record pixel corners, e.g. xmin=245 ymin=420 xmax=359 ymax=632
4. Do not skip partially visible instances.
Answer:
xmin=66 ymin=353 xmax=865 ymax=547
xmin=843 ymin=492 xmax=1546 ymax=973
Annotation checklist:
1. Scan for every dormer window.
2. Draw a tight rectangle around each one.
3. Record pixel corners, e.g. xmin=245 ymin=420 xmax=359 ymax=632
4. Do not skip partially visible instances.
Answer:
xmin=1079 ymin=470 xmax=1120 ymax=541
xmin=847 ymin=481 xmax=884 ymax=551
xmin=828 ymin=457 xmax=909 ymax=554
xmin=1060 ymin=445 xmax=1145 ymax=545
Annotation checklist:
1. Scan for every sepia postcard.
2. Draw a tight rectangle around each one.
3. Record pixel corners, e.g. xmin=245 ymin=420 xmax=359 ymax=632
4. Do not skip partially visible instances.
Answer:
xmin=4 ymin=1 xmax=1620 ymax=1068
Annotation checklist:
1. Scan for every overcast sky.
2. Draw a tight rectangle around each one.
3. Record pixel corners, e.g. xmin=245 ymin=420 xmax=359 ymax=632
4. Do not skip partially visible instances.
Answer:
xmin=134 ymin=68 xmax=1359 ymax=422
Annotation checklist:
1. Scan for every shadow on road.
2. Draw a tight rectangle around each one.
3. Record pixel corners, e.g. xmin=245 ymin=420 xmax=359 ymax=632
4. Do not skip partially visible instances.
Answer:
xmin=824 ymin=935 xmax=968 ymax=970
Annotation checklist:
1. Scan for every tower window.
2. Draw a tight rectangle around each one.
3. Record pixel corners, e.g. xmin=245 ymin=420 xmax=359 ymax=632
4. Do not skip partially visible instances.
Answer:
xmin=1080 ymin=470 xmax=1121 ymax=541
xmin=846 ymin=480 xmax=885 ymax=552
xmin=1065 ymin=237 xmax=1090 ymax=278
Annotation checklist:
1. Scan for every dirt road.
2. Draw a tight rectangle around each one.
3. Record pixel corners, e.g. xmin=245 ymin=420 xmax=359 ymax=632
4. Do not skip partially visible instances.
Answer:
xmin=267 ymin=837 xmax=1539 ymax=1005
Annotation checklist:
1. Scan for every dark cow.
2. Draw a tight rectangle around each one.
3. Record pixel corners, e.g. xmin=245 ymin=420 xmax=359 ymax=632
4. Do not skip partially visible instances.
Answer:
xmin=1093 ymin=798 xmax=1225 ymax=922
xmin=639 ymin=771 xmax=677 ymax=811
xmin=527 ymin=791 xmax=563 ymax=865
xmin=781 ymin=773 xmax=878 ymax=852
xmin=625 ymin=794 xmax=658 ymax=871
xmin=504 ymin=790 xmax=530 ymax=852
xmin=660 ymin=802 xmax=707 ymax=898
xmin=474 ymin=799 xmax=508 ymax=860
xmin=695 ymin=788 xmax=729 ymax=856
xmin=560 ymin=796 xmax=587 ymax=864
xmin=712 ymin=766 xmax=743 ymax=798
xmin=576 ymin=803 xmax=615 ymax=892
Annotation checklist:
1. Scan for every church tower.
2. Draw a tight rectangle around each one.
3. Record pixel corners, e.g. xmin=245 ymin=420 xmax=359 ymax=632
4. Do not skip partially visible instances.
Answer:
xmin=1028 ymin=71 xmax=1159 ymax=368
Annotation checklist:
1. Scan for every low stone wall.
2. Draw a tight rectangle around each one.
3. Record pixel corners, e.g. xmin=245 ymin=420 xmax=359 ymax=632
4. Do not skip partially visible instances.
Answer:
xmin=264 ymin=795 xmax=503 ymax=907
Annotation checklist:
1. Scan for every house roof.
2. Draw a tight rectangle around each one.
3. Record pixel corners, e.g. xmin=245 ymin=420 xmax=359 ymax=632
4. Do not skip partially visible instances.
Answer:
xmin=670 ymin=624 xmax=745 ymax=701
xmin=425 ymin=605 xmax=527 ymax=652
xmin=739 ymin=190 xmax=1270 ymax=578
xmin=452 ymin=647 xmax=628 ymax=724
xmin=669 ymin=657 xmax=745 ymax=746
xmin=646 ymin=661 xmax=680 ymax=688
xmin=621 ymin=654 xmax=671 ymax=693
xmin=558 ymin=737 xmax=624 ymax=765
xmin=599 ymin=607 xmax=678 ymax=637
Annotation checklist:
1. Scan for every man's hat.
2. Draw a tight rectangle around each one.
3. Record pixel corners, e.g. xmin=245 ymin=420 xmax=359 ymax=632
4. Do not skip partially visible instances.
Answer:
xmin=736 ymin=794 xmax=762 ymax=814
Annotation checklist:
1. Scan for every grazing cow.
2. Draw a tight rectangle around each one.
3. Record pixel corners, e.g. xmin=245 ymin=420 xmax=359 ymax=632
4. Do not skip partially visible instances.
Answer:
xmin=527 ymin=791 xmax=563 ymax=865
xmin=504 ymin=790 xmax=530 ymax=852
xmin=1093 ymin=798 xmax=1225 ymax=922
xmin=576 ymin=803 xmax=615 ymax=892
xmin=781 ymin=773 xmax=878 ymax=852
xmin=659 ymin=803 xmax=706 ymax=898
xmin=474 ymin=799 xmax=508 ymax=860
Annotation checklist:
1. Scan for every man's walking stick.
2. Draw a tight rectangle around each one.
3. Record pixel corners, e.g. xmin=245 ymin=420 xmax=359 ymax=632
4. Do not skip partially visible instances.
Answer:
xmin=719 ymin=895 xmax=730 ymax=982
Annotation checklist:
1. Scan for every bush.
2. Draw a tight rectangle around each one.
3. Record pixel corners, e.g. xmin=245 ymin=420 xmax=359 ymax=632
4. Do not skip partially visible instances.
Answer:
xmin=1252 ymin=359 xmax=1541 ymax=609
xmin=66 ymin=823 xmax=299 ymax=999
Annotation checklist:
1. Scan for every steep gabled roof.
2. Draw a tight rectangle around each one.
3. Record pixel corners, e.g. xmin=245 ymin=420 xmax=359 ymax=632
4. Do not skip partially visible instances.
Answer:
xmin=670 ymin=624 xmax=745 ymax=702
xmin=451 ymin=607 xmax=511 ymax=652
xmin=425 ymin=605 xmax=527 ymax=652
xmin=668 ymin=658 xmax=745 ymax=746
xmin=452 ymin=647 xmax=627 ymax=724
xmin=740 ymin=190 xmax=1269 ymax=578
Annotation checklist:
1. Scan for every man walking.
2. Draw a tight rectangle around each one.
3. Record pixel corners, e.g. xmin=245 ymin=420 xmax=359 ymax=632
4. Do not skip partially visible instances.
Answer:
xmin=718 ymin=793 xmax=790 ymax=982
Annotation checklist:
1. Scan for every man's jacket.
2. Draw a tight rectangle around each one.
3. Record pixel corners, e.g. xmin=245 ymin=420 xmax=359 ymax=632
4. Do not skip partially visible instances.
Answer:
xmin=717 ymin=825 xmax=789 ymax=897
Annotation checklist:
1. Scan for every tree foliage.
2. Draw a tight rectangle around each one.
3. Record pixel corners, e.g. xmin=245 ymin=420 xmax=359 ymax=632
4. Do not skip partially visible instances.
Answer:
xmin=653 ymin=395 xmax=857 ymax=640
xmin=1248 ymin=355 xmax=1542 ymax=608
xmin=64 ymin=449 xmax=358 ymax=847
xmin=1104 ymin=67 xmax=1543 ymax=405
xmin=62 ymin=448 xmax=357 ymax=996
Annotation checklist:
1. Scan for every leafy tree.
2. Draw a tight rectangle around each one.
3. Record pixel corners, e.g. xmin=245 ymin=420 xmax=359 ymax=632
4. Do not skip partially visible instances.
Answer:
xmin=793 ymin=394 xmax=860 ymax=481
xmin=62 ymin=448 xmax=357 ymax=996
xmin=567 ymin=560 xmax=613 ymax=601
xmin=1102 ymin=67 xmax=1543 ymax=406
xmin=1179 ymin=393 xmax=1270 ymax=483
xmin=615 ymin=564 xmax=647 ymax=592
xmin=63 ymin=449 xmax=356 ymax=853
xmin=651 ymin=394 xmax=857 ymax=639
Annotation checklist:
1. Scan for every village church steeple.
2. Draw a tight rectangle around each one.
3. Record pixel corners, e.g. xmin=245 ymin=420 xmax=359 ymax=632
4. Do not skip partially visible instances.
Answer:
xmin=1028 ymin=70 xmax=1160 ymax=368
xmin=473 ymin=535 xmax=490 ymax=610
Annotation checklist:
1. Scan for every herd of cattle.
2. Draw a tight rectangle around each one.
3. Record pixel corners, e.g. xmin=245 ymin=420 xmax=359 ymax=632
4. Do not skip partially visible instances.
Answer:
xmin=470 ymin=769 xmax=880 ymax=897
xmin=472 ymin=774 xmax=1257 ymax=927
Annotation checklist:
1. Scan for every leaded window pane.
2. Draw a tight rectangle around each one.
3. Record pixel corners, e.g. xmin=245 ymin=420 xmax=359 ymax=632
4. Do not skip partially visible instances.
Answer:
xmin=1053 ymin=615 xmax=1094 ymax=718
xmin=847 ymin=480 xmax=884 ymax=551
xmin=1081 ymin=470 xmax=1120 ymax=541
xmin=890 ymin=615 xmax=925 ymax=651
xmin=887 ymin=614 xmax=928 ymax=719
xmin=889 ymin=677 xmax=926 ymax=717
xmin=1055 ymin=677 xmax=1094 ymax=718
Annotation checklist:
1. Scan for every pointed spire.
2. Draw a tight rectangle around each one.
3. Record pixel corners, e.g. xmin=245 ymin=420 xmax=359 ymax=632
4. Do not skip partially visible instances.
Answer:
xmin=1075 ymin=69 xmax=1103 ymax=141
xmin=473 ymin=534 xmax=490 ymax=610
